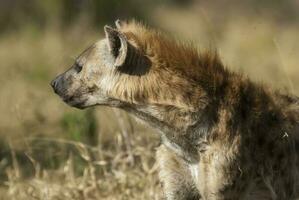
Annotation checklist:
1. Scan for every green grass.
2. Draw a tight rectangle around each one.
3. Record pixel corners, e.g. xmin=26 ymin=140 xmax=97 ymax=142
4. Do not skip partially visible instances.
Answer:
xmin=61 ymin=109 xmax=97 ymax=144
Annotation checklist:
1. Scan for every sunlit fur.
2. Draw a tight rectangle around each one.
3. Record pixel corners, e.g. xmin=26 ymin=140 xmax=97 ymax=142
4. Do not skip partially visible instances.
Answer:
xmin=51 ymin=20 xmax=299 ymax=200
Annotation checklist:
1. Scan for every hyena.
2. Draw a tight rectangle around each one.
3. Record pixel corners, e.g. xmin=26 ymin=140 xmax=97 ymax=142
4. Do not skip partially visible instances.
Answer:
xmin=51 ymin=20 xmax=299 ymax=199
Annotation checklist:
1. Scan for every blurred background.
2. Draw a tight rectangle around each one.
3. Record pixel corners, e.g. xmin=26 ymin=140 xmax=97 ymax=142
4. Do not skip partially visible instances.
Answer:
xmin=0 ymin=0 xmax=298 ymax=199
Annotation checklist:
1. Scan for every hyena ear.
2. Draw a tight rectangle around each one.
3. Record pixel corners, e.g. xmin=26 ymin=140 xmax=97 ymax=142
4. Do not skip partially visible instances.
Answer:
xmin=115 ymin=19 xmax=123 ymax=29
xmin=104 ymin=25 xmax=128 ymax=67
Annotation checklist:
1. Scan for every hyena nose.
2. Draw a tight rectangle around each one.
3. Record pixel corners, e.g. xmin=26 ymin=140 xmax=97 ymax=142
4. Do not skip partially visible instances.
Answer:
xmin=50 ymin=78 xmax=60 ymax=93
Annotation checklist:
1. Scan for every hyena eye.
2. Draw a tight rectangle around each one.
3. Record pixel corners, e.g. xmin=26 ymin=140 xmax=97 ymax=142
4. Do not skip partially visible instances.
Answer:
xmin=74 ymin=63 xmax=83 ymax=73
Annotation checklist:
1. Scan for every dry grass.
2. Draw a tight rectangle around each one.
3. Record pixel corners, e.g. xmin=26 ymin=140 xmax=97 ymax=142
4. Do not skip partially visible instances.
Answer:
xmin=5 ymin=132 xmax=161 ymax=200
xmin=0 ymin=1 xmax=299 ymax=199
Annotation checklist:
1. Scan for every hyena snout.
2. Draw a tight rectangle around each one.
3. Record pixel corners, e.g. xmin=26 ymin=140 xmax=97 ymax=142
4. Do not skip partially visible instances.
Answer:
xmin=50 ymin=73 xmax=87 ymax=109
xmin=50 ymin=73 xmax=68 ymax=97
xmin=50 ymin=75 xmax=65 ymax=97
xmin=50 ymin=75 xmax=62 ymax=94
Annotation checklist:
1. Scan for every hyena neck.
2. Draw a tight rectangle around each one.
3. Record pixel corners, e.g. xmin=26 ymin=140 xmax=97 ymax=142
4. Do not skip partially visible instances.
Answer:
xmin=119 ymin=100 xmax=216 ymax=162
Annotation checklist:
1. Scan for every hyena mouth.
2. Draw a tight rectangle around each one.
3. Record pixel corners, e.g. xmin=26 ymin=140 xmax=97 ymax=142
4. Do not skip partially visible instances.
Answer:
xmin=68 ymin=101 xmax=86 ymax=109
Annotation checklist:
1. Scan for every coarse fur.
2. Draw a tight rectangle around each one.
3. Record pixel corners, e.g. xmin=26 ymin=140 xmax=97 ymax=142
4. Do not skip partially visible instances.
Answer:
xmin=51 ymin=20 xmax=299 ymax=199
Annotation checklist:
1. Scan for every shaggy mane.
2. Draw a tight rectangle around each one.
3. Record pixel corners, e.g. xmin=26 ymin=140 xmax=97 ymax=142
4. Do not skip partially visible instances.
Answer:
xmin=118 ymin=20 xmax=228 ymax=84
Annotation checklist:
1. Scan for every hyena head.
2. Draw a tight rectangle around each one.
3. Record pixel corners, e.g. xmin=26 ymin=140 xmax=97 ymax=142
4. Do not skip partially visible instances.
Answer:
xmin=51 ymin=20 xmax=150 ymax=109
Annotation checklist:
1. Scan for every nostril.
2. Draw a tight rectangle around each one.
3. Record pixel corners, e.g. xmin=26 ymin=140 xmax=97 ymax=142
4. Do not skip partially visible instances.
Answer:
xmin=50 ymin=79 xmax=57 ymax=88
xmin=50 ymin=77 xmax=61 ymax=93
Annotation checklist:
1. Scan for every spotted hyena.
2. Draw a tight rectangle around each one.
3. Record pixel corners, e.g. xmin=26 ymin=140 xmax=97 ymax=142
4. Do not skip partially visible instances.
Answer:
xmin=51 ymin=20 xmax=299 ymax=199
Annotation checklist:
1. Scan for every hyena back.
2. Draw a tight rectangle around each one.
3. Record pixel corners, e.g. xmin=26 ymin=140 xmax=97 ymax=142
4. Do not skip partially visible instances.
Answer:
xmin=51 ymin=20 xmax=299 ymax=199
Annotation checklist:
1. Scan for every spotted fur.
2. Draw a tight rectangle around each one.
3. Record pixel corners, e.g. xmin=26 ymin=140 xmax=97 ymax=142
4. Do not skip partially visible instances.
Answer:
xmin=51 ymin=20 xmax=299 ymax=200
